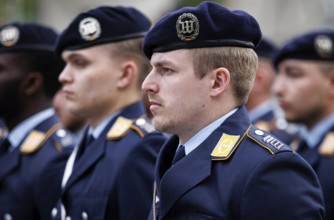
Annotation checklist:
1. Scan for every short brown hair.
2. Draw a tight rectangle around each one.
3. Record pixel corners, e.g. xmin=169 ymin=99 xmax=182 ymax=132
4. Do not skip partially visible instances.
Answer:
xmin=191 ymin=47 xmax=258 ymax=104
xmin=107 ymin=37 xmax=151 ymax=89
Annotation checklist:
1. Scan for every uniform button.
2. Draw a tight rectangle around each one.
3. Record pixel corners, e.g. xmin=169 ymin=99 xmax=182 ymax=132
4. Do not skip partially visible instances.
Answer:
xmin=4 ymin=213 xmax=12 ymax=220
xmin=82 ymin=211 xmax=88 ymax=220
xmin=51 ymin=208 xmax=58 ymax=218
xmin=255 ymin=129 xmax=264 ymax=136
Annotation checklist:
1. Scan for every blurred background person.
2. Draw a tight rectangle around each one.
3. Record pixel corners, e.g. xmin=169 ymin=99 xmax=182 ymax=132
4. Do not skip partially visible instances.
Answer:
xmin=273 ymin=30 xmax=334 ymax=220
xmin=52 ymin=6 xmax=167 ymax=220
xmin=53 ymin=89 xmax=87 ymax=143
xmin=246 ymin=37 xmax=296 ymax=144
xmin=0 ymin=22 xmax=75 ymax=220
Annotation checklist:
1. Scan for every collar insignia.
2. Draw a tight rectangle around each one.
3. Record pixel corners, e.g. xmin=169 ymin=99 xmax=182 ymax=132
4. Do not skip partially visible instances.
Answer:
xmin=106 ymin=116 xmax=133 ymax=140
xmin=319 ymin=132 xmax=334 ymax=156
xmin=211 ymin=133 xmax=240 ymax=159
xmin=20 ymin=130 xmax=46 ymax=154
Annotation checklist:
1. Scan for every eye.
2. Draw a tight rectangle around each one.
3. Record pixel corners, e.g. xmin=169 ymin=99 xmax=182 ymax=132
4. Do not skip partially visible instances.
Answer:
xmin=160 ymin=67 xmax=173 ymax=75
xmin=71 ymin=58 xmax=87 ymax=68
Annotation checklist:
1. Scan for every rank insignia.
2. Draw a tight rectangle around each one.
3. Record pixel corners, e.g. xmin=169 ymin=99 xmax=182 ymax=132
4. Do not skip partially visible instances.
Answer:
xmin=20 ymin=130 xmax=46 ymax=154
xmin=319 ymin=132 xmax=334 ymax=156
xmin=211 ymin=133 xmax=240 ymax=160
xmin=79 ymin=17 xmax=101 ymax=41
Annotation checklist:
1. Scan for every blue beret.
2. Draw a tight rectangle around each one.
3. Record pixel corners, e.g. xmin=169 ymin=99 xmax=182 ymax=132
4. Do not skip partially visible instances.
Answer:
xmin=0 ymin=22 xmax=57 ymax=53
xmin=56 ymin=6 xmax=151 ymax=55
xmin=274 ymin=30 xmax=334 ymax=67
xmin=143 ymin=1 xmax=262 ymax=59
xmin=254 ymin=38 xmax=278 ymax=60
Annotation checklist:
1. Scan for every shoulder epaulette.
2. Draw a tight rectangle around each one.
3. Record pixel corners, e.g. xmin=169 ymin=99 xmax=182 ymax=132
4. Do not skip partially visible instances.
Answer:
xmin=20 ymin=123 xmax=73 ymax=154
xmin=106 ymin=116 xmax=151 ymax=141
xmin=319 ymin=132 xmax=334 ymax=156
xmin=247 ymin=126 xmax=291 ymax=155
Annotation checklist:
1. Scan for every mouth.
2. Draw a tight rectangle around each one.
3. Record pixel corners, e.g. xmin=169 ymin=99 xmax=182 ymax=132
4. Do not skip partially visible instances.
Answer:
xmin=149 ymin=100 xmax=162 ymax=112
xmin=62 ymin=89 xmax=74 ymax=99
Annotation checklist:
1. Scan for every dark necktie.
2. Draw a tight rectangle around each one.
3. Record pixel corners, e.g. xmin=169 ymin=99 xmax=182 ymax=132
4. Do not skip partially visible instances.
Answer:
xmin=75 ymin=134 xmax=95 ymax=163
xmin=172 ymin=145 xmax=185 ymax=165
xmin=0 ymin=138 xmax=11 ymax=157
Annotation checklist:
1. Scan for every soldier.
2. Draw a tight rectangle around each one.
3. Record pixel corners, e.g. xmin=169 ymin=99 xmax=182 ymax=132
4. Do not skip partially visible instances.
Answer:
xmin=0 ymin=22 xmax=75 ymax=220
xmin=247 ymin=37 xmax=296 ymax=144
xmin=52 ymin=6 xmax=167 ymax=220
xmin=141 ymin=2 xmax=325 ymax=219
xmin=273 ymin=30 xmax=334 ymax=220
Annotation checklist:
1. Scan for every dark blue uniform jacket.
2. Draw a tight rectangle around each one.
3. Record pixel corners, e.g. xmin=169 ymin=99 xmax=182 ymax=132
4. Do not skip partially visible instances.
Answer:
xmin=0 ymin=115 xmax=74 ymax=220
xmin=55 ymin=102 xmax=167 ymax=220
xmin=149 ymin=106 xmax=325 ymax=220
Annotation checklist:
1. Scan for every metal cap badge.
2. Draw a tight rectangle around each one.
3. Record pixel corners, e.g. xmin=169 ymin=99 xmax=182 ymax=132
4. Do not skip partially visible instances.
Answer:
xmin=176 ymin=13 xmax=199 ymax=41
xmin=0 ymin=25 xmax=20 ymax=47
xmin=314 ymin=35 xmax=333 ymax=58
xmin=79 ymin=17 xmax=101 ymax=41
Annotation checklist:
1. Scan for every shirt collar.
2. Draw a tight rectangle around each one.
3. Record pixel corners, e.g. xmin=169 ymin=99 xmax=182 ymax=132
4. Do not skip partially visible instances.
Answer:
xmin=8 ymin=108 xmax=54 ymax=148
xmin=301 ymin=113 xmax=334 ymax=148
xmin=87 ymin=111 xmax=120 ymax=139
xmin=248 ymin=100 xmax=274 ymax=122
xmin=182 ymin=108 xmax=238 ymax=155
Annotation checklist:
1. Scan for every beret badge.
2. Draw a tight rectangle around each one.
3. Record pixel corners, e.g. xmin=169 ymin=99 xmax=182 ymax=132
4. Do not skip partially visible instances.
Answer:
xmin=176 ymin=13 xmax=199 ymax=41
xmin=0 ymin=25 xmax=20 ymax=47
xmin=79 ymin=17 xmax=101 ymax=41
xmin=314 ymin=35 xmax=333 ymax=58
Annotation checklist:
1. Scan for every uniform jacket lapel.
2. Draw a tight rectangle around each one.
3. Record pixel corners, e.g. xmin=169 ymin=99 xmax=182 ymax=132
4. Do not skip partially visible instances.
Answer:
xmin=0 ymin=115 xmax=58 ymax=183
xmin=157 ymin=106 xmax=251 ymax=219
xmin=63 ymin=101 xmax=146 ymax=192
xmin=0 ymin=148 xmax=20 ymax=182
xmin=63 ymin=128 xmax=106 ymax=192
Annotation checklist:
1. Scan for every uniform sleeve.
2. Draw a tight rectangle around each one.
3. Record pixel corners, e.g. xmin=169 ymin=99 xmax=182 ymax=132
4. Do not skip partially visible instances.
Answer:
xmin=239 ymin=151 xmax=325 ymax=220
xmin=116 ymin=133 xmax=166 ymax=220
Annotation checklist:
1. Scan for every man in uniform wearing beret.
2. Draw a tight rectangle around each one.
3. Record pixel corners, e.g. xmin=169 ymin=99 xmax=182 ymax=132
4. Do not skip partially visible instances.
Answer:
xmin=53 ymin=6 xmax=167 ymax=220
xmin=247 ymin=37 xmax=296 ymax=144
xmin=0 ymin=22 xmax=75 ymax=219
xmin=142 ymin=2 xmax=325 ymax=219
xmin=274 ymin=30 xmax=334 ymax=220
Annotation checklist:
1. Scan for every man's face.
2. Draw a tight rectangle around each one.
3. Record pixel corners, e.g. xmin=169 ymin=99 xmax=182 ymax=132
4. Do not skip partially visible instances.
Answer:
xmin=0 ymin=53 xmax=24 ymax=119
xmin=142 ymin=49 xmax=211 ymax=136
xmin=59 ymin=44 xmax=123 ymax=125
xmin=273 ymin=59 xmax=331 ymax=128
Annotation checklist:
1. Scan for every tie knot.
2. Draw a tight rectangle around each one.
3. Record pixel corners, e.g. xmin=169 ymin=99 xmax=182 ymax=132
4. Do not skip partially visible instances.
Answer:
xmin=172 ymin=145 xmax=185 ymax=165
xmin=0 ymin=137 xmax=11 ymax=156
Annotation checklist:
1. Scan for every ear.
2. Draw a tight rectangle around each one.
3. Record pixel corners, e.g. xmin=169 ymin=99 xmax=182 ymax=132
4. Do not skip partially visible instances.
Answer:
xmin=23 ymin=72 xmax=44 ymax=96
xmin=117 ymin=61 xmax=138 ymax=89
xmin=252 ymin=68 xmax=265 ymax=92
xmin=210 ymin=67 xmax=230 ymax=97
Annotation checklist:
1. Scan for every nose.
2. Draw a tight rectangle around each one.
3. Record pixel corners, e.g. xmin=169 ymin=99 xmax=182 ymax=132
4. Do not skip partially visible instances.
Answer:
xmin=58 ymin=65 xmax=72 ymax=85
xmin=142 ymin=70 xmax=158 ymax=94
xmin=272 ymin=74 xmax=284 ymax=97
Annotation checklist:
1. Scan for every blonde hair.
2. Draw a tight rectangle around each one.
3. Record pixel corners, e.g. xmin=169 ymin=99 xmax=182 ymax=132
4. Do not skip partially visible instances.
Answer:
xmin=191 ymin=47 xmax=258 ymax=104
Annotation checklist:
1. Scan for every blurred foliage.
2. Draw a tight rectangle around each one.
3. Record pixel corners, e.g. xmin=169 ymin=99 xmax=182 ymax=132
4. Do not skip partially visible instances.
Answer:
xmin=0 ymin=0 xmax=38 ymax=25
